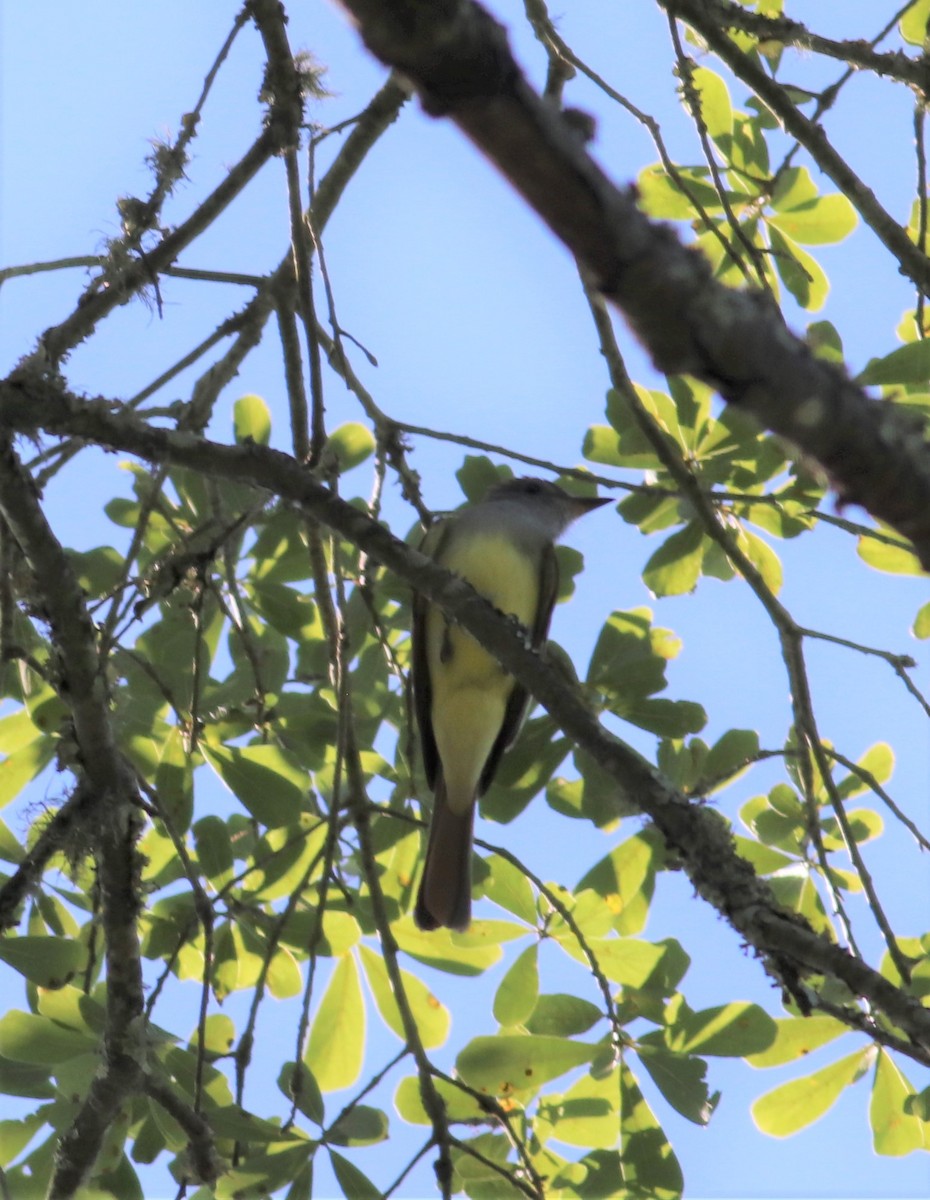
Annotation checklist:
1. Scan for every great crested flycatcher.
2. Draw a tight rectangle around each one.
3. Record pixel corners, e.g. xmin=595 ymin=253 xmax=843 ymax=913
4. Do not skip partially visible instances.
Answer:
xmin=412 ymin=476 xmax=608 ymax=931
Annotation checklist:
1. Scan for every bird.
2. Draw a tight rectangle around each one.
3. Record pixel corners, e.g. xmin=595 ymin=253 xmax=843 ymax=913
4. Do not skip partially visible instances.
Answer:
xmin=411 ymin=476 xmax=608 ymax=931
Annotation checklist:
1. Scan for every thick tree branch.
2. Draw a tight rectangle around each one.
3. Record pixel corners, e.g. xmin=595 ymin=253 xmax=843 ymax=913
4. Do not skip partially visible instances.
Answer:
xmin=334 ymin=0 xmax=930 ymax=568
xmin=3 ymin=384 xmax=929 ymax=1060
xmin=681 ymin=0 xmax=930 ymax=96
xmin=661 ymin=0 xmax=930 ymax=295
xmin=0 ymin=435 xmax=147 ymax=1196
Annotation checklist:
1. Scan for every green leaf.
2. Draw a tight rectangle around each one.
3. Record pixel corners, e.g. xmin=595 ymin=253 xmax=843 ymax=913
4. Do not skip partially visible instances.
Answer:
xmin=233 ymin=393 xmax=272 ymax=445
xmin=857 ymin=531 xmax=923 ymax=575
xmin=913 ymin=601 xmax=930 ymax=639
xmin=0 ymin=936 xmax=86 ymax=989
xmin=769 ymin=191 xmax=857 ymax=245
xmin=746 ymin=1015 xmax=847 ymax=1067
xmin=703 ymin=728 xmax=760 ymax=787
xmin=836 ymin=742 xmax=893 ymax=797
xmin=456 ymin=1035 xmax=595 ymax=1095
xmin=66 ymin=545 xmax=125 ymax=598
xmin=737 ymin=527 xmax=783 ymax=593
xmin=858 ymin=340 xmax=930 ymax=385
xmin=752 ymin=1048 xmax=872 ymax=1135
xmin=636 ymin=1043 xmax=717 ymax=1125
xmin=393 ymin=921 xmax=504 ymax=976
xmin=154 ymin=726 xmax=193 ymax=833
xmin=732 ymin=835 xmax=794 ymax=875
xmin=278 ymin=1061 xmax=325 ymax=1126
xmin=642 ymin=523 xmax=705 ymax=597
xmin=526 ymin=994 xmax=603 ymax=1038
xmin=870 ymin=1050 xmax=926 ymax=1155
xmin=768 ymin=223 xmax=829 ymax=311
xmin=193 ymin=815 xmax=234 ymax=887
xmin=304 ymin=955 xmax=365 ymax=1091
xmin=0 ymin=1011 xmax=98 ymax=1064
xmin=329 ymin=1149 xmax=381 ymax=1200
xmin=394 ymin=1074 xmax=487 ymax=1126
xmin=321 ymin=422 xmax=375 ymax=472
xmin=587 ymin=608 xmax=678 ymax=700
xmin=624 ymin=697 xmax=707 ymax=738
xmin=617 ymin=1059 xmax=683 ymax=1198
xmin=691 ymin=67 xmax=733 ymax=144
xmin=481 ymin=853 xmax=537 ymax=924
xmin=202 ymin=1103 xmax=294 ymax=1143
xmin=557 ymin=936 xmax=670 ymax=989
xmin=0 ymin=1112 xmax=46 ymax=1168
xmin=637 ymin=164 xmax=727 ymax=220
xmin=328 ymin=1105 xmax=389 ymax=1148
xmin=575 ymin=830 xmax=660 ymax=936
xmin=493 ymin=944 xmax=539 ymax=1027
xmin=191 ymin=1013 xmax=236 ymax=1060
xmin=0 ymin=736 xmax=55 ymax=809
xmin=358 ymin=943 xmax=449 ymax=1050
xmin=541 ymin=1067 xmax=622 ymax=1149
xmin=201 ymin=741 xmax=305 ymax=828
xmin=901 ymin=0 xmax=930 ymax=47
xmin=666 ymin=1002 xmax=777 ymax=1057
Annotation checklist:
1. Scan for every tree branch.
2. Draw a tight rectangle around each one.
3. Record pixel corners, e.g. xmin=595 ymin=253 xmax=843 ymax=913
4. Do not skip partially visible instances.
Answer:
xmin=3 ymin=384 xmax=929 ymax=1059
xmin=333 ymin=0 xmax=930 ymax=568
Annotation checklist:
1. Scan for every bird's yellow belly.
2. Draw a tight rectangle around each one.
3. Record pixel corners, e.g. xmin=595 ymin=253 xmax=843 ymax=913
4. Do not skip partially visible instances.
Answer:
xmin=427 ymin=533 xmax=539 ymax=811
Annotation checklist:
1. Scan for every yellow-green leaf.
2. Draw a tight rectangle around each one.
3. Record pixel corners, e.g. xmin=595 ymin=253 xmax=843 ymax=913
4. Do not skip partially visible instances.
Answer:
xmin=304 ymin=955 xmax=365 ymax=1091
xmin=752 ymin=1048 xmax=871 ymax=1135
xmin=746 ymin=1015 xmax=847 ymax=1067
xmin=233 ymin=393 xmax=272 ymax=445
xmin=456 ymin=1035 xmax=595 ymax=1096
xmin=901 ymin=0 xmax=930 ymax=47
xmin=857 ymin=532 xmax=923 ymax=575
xmin=870 ymin=1050 xmax=927 ymax=1155
xmin=394 ymin=1074 xmax=487 ymax=1125
xmin=770 ymin=193 xmax=857 ymax=245
xmin=643 ymin=523 xmax=705 ymax=597
xmin=358 ymin=943 xmax=448 ymax=1049
xmin=541 ymin=1067 xmax=622 ymax=1149
xmin=201 ymin=742 xmax=305 ymax=828
xmin=691 ymin=67 xmax=733 ymax=144
xmin=0 ymin=1011 xmax=98 ymax=1064
xmin=0 ymin=936 xmax=86 ymax=989
xmin=493 ymin=944 xmax=539 ymax=1028
xmin=667 ymin=1002 xmax=777 ymax=1057
xmin=321 ymin=422 xmax=375 ymax=472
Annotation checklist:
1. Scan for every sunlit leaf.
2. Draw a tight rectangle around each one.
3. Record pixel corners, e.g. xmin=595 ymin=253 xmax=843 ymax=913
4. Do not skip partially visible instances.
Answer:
xmin=358 ymin=943 xmax=449 ymax=1049
xmin=871 ymin=1052 xmax=927 ymax=1155
xmin=643 ymin=522 xmax=705 ymax=597
xmin=541 ymin=1067 xmax=622 ymax=1149
xmin=201 ymin=741 xmax=306 ymax=828
xmin=752 ymin=1049 xmax=872 ymax=1135
xmin=456 ymin=1035 xmax=595 ymax=1095
xmin=304 ymin=955 xmax=365 ymax=1091
xmin=493 ymin=944 xmax=539 ymax=1027
xmin=746 ymin=1015 xmax=847 ymax=1067
xmin=0 ymin=936 xmax=86 ymax=989
xmin=233 ymin=393 xmax=272 ymax=445
xmin=321 ymin=422 xmax=375 ymax=472
xmin=665 ymin=1002 xmax=777 ymax=1057
xmin=0 ymin=1011 xmax=98 ymax=1064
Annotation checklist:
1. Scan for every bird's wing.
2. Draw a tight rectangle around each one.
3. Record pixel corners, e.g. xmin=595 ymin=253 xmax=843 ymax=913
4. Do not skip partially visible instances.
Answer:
xmin=411 ymin=518 xmax=453 ymax=791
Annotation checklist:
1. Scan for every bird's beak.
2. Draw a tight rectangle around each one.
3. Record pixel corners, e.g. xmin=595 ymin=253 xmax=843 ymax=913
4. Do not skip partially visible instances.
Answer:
xmin=570 ymin=493 xmax=611 ymax=515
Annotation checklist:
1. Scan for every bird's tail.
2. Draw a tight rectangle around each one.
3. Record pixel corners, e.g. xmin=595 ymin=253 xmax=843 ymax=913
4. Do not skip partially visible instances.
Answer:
xmin=413 ymin=777 xmax=474 ymax=931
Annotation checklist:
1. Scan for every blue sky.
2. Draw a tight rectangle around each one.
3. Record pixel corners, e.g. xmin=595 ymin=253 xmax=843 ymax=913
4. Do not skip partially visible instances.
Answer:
xmin=2 ymin=2 xmax=929 ymax=1197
